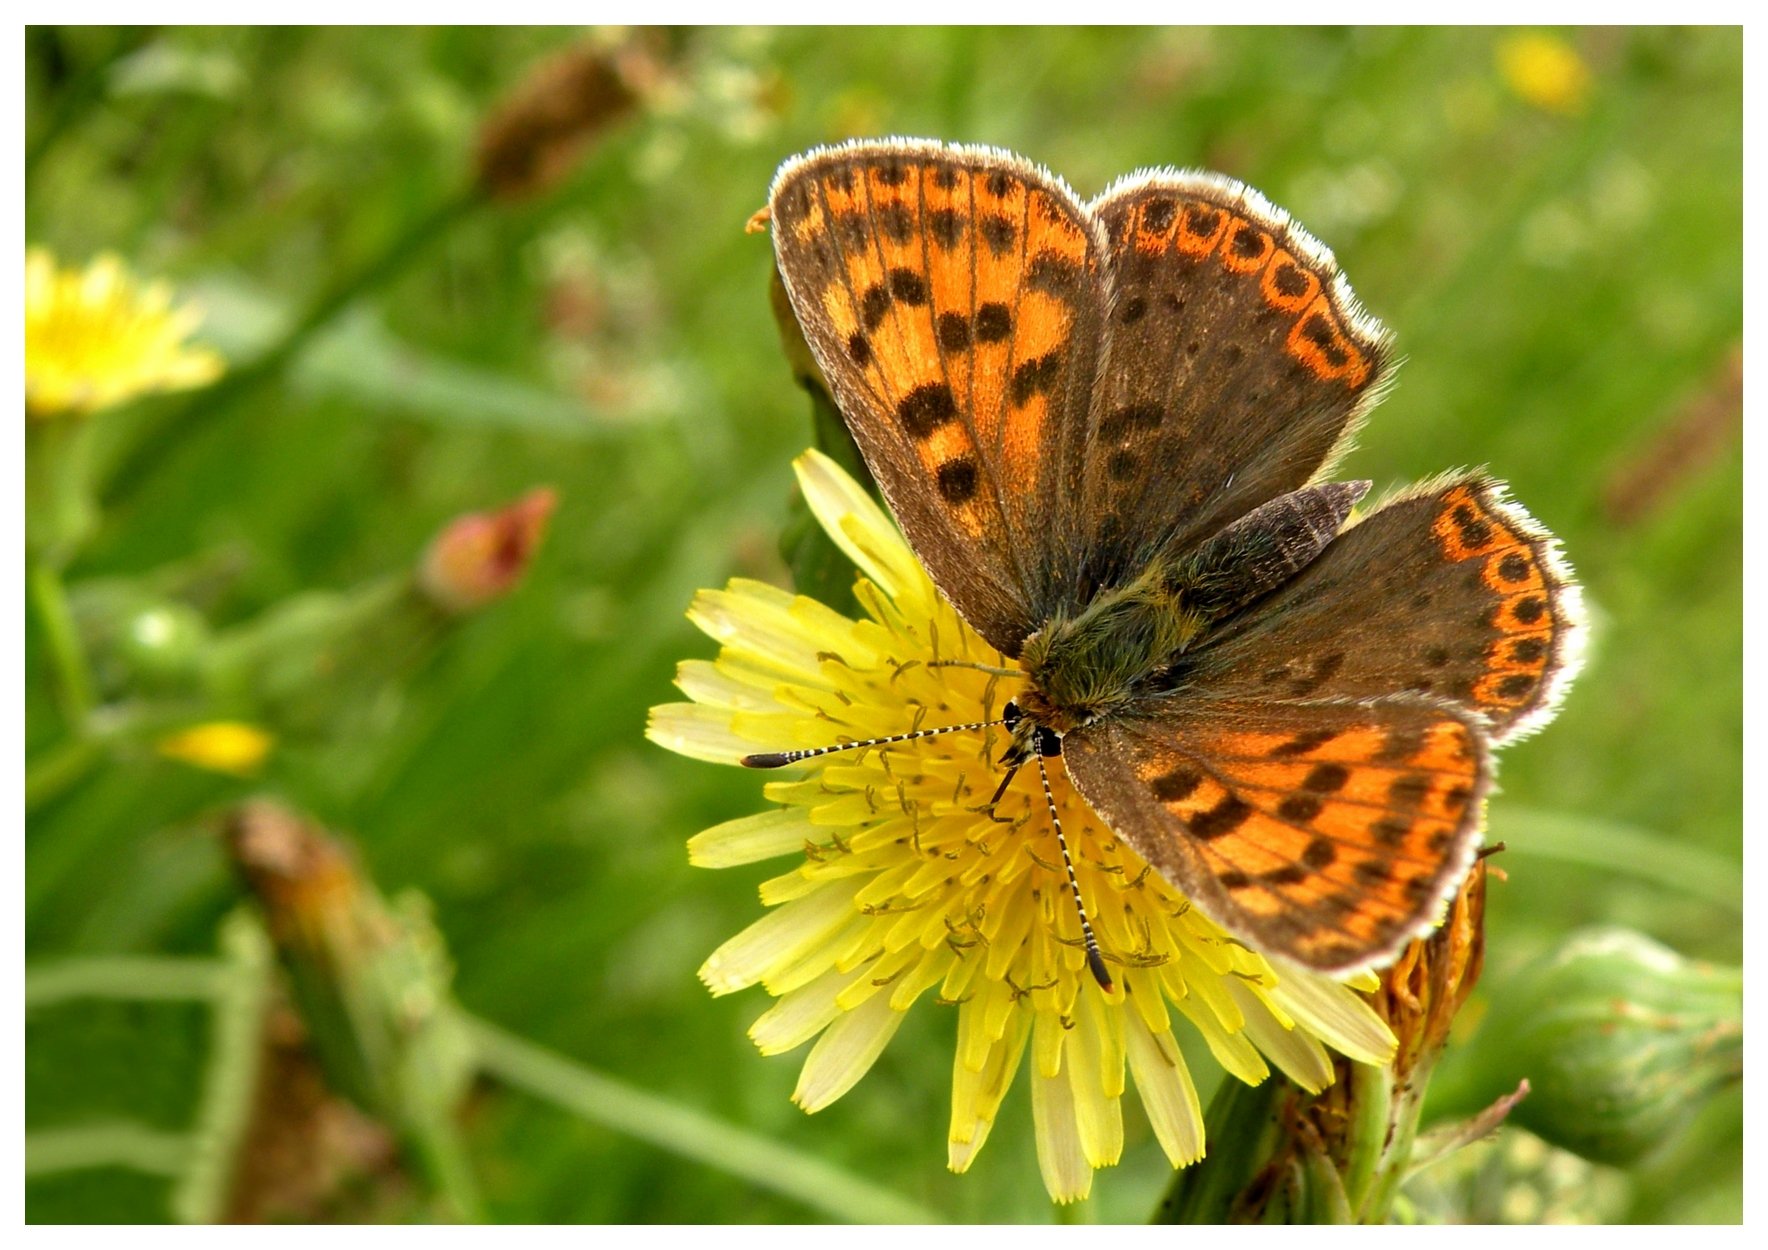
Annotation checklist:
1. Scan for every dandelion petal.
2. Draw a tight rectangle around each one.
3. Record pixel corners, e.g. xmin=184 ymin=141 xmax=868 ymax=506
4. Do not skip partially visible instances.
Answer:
xmin=795 ymin=449 xmax=921 ymax=597
xmin=688 ymin=809 xmax=822 ymax=868
xmin=1125 ymin=1018 xmax=1205 ymax=1167
xmin=1231 ymin=980 xmax=1334 ymax=1092
xmin=750 ymin=968 xmax=849 ymax=1055
xmin=793 ymin=990 xmax=905 ymax=1113
xmin=700 ymin=878 xmax=861 ymax=995
xmin=1269 ymin=971 xmax=1397 ymax=1067
xmin=1031 ymin=1063 xmax=1092 ymax=1204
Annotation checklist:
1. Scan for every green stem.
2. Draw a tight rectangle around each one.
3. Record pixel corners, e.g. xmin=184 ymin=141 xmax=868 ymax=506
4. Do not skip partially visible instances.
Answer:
xmin=28 ymin=562 xmax=93 ymax=729
xmin=26 ymin=955 xmax=229 ymax=1009
xmin=462 ymin=1015 xmax=940 ymax=1224
xmin=1359 ymin=1061 xmax=1433 ymax=1223
xmin=24 ymin=733 xmax=105 ymax=812
xmin=103 ymin=190 xmax=483 ymax=505
xmin=26 ymin=1124 xmax=193 ymax=1178
xmin=173 ymin=914 xmax=273 ymax=1224
xmin=1341 ymin=1061 xmax=1393 ymax=1219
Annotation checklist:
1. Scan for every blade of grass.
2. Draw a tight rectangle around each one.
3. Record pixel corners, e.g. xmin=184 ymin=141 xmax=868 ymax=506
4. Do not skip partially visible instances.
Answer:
xmin=462 ymin=1015 xmax=942 ymax=1224
xmin=1491 ymin=803 xmax=1740 ymax=911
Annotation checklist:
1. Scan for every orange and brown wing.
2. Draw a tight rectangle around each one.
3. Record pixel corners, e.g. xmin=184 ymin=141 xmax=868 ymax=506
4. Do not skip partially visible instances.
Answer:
xmin=768 ymin=140 xmax=1108 ymax=654
xmin=1191 ymin=475 xmax=1584 ymax=741
xmin=1073 ymin=173 xmax=1392 ymax=598
xmin=1064 ymin=698 xmax=1488 ymax=974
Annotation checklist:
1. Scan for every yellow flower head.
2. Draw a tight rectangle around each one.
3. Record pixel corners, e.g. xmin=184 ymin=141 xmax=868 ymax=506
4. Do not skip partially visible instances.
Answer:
xmin=649 ymin=450 xmax=1396 ymax=1203
xmin=157 ymin=721 xmax=275 ymax=778
xmin=1497 ymin=32 xmax=1592 ymax=116
xmin=25 ymin=248 xmax=224 ymax=418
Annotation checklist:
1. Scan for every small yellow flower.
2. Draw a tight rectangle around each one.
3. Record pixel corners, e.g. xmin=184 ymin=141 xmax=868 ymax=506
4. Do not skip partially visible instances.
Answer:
xmin=25 ymin=248 xmax=224 ymax=418
xmin=157 ymin=721 xmax=275 ymax=778
xmin=650 ymin=450 xmax=1397 ymax=1203
xmin=1497 ymin=32 xmax=1592 ymax=116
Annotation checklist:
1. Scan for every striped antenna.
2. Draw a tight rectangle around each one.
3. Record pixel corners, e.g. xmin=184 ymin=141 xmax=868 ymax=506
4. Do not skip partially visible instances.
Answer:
xmin=1035 ymin=751 xmax=1114 ymax=991
xmin=741 ymin=717 xmax=1006 ymax=769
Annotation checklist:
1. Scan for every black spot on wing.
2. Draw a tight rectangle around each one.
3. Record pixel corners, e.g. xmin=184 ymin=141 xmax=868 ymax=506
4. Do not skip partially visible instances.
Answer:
xmin=897 ymin=383 xmax=958 ymax=438
xmin=975 ymin=302 xmax=1012 ymax=342
xmin=935 ymin=458 xmax=980 ymax=504
xmin=1009 ymin=352 xmax=1063 ymax=406
xmin=1150 ymin=766 xmax=1203 ymax=803
xmin=1188 ymin=794 xmax=1253 ymax=840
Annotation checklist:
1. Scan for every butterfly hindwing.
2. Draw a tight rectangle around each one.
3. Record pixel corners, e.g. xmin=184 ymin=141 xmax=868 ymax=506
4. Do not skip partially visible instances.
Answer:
xmin=1186 ymin=475 xmax=1584 ymax=741
xmin=1073 ymin=174 xmax=1392 ymax=600
xmin=769 ymin=140 xmax=1109 ymax=654
xmin=1063 ymin=697 xmax=1488 ymax=973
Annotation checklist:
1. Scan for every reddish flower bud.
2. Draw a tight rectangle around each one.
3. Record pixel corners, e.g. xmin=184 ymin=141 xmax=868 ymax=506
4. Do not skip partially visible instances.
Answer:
xmin=418 ymin=487 xmax=557 ymax=614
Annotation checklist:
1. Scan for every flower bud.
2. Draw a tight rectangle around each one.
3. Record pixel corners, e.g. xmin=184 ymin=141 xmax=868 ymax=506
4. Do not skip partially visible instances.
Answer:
xmin=116 ymin=599 xmax=212 ymax=689
xmin=224 ymin=801 xmax=472 ymax=1125
xmin=1480 ymin=929 xmax=1741 ymax=1165
xmin=474 ymin=41 xmax=655 ymax=202
xmin=417 ymin=487 xmax=557 ymax=614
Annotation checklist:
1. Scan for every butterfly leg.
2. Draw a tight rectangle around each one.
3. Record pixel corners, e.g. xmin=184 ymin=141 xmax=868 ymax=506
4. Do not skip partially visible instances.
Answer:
xmin=925 ymin=659 xmax=1023 ymax=678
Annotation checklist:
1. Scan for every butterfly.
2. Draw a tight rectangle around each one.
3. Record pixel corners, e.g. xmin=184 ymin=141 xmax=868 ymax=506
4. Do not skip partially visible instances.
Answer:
xmin=747 ymin=138 xmax=1582 ymax=983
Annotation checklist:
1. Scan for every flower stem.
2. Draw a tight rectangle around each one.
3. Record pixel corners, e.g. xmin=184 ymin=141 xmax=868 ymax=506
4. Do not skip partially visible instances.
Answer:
xmin=28 ymin=561 xmax=93 ymax=730
xmin=25 ymin=955 xmax=230 ymax=1008
xmin=24 ymin=733 xmax=105 ymax=812
xmin=1340 ymin=1061 xmax=1393 ymax=1216
xmin=462 ymin=1014 xmax=941 ymax=1224
xmin=25 ymin=1123 xmax=193 ymax=1179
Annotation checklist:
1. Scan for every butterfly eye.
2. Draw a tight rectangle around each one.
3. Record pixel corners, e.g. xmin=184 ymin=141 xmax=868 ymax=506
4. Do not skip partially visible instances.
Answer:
xmin=1002 ymin=701 xmax=1022 ymax=729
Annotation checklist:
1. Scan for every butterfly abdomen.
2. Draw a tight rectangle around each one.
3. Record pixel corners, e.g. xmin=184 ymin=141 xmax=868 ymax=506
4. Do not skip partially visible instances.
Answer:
xmin=1169 ymin=481 xmax=1370 ymax=621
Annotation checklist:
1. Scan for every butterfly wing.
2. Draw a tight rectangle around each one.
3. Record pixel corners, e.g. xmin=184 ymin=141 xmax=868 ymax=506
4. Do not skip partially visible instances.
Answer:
xmin=1064 ymin=697 xmax=1488 ymax=974
xmin=1071 ymin=173 xmax=1392 ymax=600
xmin=768 ymin=140 xmax=1109 ymax=655
xmin=1062 ymin=476 xmax=1578 ymax=971
xmin=1185 ymin=475 xmax=1584 ymax=742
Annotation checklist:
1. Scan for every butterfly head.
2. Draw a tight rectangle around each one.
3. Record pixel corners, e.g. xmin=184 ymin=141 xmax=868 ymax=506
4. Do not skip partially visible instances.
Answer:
xmin=999 ymin=698 xmax=1065 ymax=766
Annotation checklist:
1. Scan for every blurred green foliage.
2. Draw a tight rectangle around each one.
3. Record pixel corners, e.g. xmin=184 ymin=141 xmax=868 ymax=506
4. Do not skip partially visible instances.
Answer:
xmin=25 ymin=26 xmax=1740 ymax=1223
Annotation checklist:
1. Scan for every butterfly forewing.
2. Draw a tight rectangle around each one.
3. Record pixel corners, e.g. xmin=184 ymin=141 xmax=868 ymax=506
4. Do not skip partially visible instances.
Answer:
xmin=1074 ymin=175 xmax=1391 ymax=601
xmin=1188 ymin=475 xmax=1583 ymax=741
xmin=1064 ymin=698 xmax=1488 ymax=973
xmin=769 ymin=141 xmax=1109 ymax=655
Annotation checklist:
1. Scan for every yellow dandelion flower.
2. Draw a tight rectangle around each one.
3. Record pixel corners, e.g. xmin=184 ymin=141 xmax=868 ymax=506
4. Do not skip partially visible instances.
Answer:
xmin=1497 ymin=32 xmax=1592 ymax=116
xmin=649 ymin=450 xmax=1396 ymax=1203
xmin=25 ymin=248 xmax=224 ymax=419
xmin=157 ymin=721 xmax=275 ymax=778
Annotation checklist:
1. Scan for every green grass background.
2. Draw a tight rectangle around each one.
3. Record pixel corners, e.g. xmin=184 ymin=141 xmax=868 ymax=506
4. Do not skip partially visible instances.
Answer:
xmin=25 ymin=26 xmax=1741 ymax=1223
